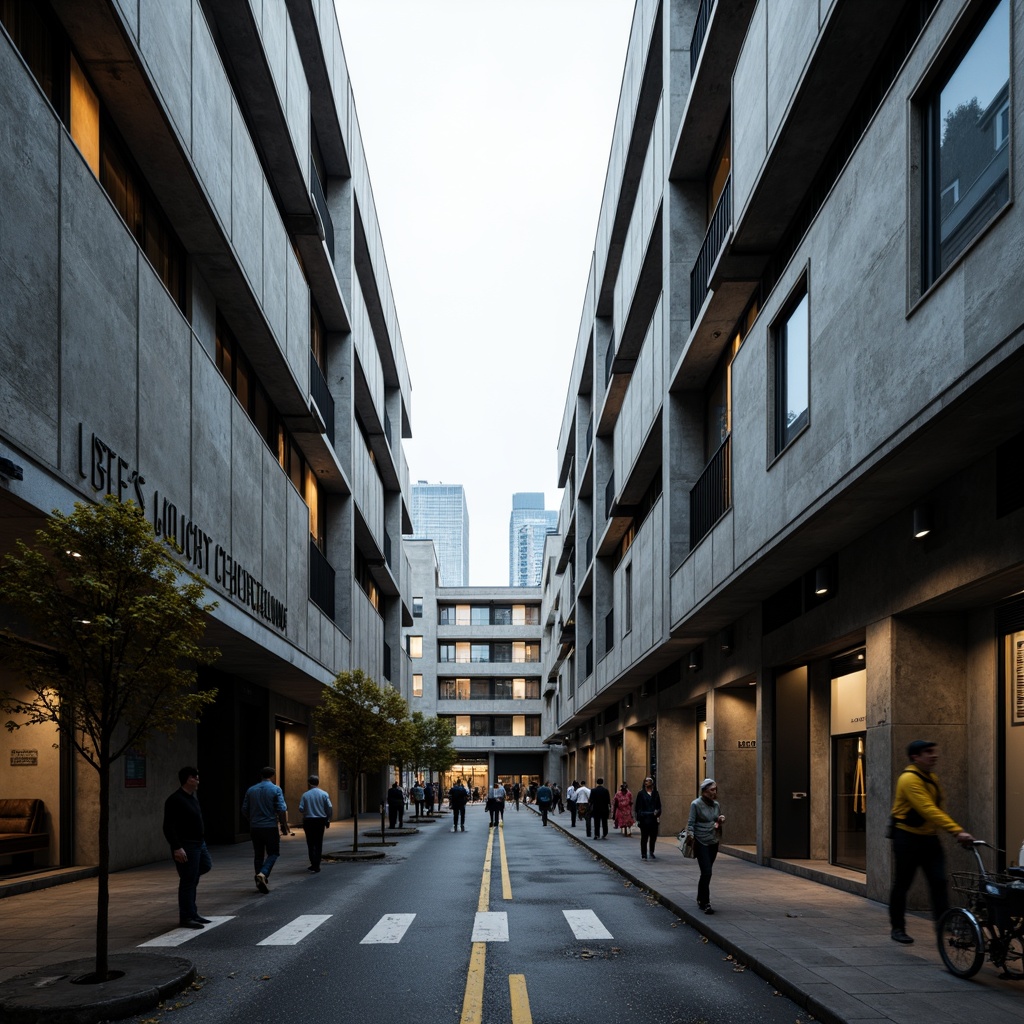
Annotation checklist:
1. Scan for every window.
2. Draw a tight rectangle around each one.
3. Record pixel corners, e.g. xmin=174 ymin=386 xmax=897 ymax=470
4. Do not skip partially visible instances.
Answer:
xmin=456 ymin=715 xmax=471 ymax=737
xmin=922 ymin=0 xmax=1010 ymax=288
xmin=408 ymin=635 xmax=423 ymax=659
xmin=624 ymin=564 xmax=632 ymax=633
xmin=512 ymin=678 xmax=527 ymax=700
xmin=493 ymin=606 xmax=512 ymax=625
xmin=456 ymin=604 xmax=471 ymax=625
xmin=413 ymin=596 xmax=423 ymax=618
xmin=512 ymin=715 xmax=526 ymax=737
xmin=773 ymin=283 xmax=810 ymax=455
xmin=471 ymin=606 xmax=490 ymax=626
xmin=470 ymin=643 xmax=490 ymax=663
xmin=512 ymin=605 xmax=540 ymax=625
xmin=412 ymin=674 xmax=423 ymax=697
xmin=439 ymin=643 xmax=456 ymax=663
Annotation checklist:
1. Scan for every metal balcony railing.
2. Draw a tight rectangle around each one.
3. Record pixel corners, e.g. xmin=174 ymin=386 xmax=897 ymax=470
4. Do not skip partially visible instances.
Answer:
xmin=605 ymin=332 xmax=616 ymax=387
xmin=310 ymin=157 xmax=334 ymax=259
xmin=689 ymin=434 xmax=731 ymax=549
xmin=605 ymin=473 xmax=616 ymax=520
xmin=585 ymin=532 xmax=593 ymax=566
xmin=309 ymin=351 xmax=335 ymax=444
xmin=690 ymin=0 xmax=715 ymax=77
xmin=585 ymin=417 xmax=593 ymax=454
xmin=309 ymin=539 xmax=335 ymax=620
xmin=690 ymin=175 xmax=732 ymax=324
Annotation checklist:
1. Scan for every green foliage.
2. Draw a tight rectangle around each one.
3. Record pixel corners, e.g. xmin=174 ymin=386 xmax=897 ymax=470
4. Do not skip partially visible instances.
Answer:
xmin=0 ymin=496 xmax=219 ymax=770
xmin=420 ymin=715 xmax=458 ymax=776
xmin=313 ymin=669 xmax=409 ymax=778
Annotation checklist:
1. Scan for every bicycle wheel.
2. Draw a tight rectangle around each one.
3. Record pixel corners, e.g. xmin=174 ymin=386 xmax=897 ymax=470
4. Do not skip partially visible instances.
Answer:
xmin=937 ymin=908 xmax=985 ymax=978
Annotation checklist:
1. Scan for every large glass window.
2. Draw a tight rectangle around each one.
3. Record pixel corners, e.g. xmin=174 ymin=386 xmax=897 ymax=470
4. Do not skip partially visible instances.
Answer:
xmin=774 ymin=285 xmax=809 ymax=455
xmin=408 ymin=636 xmax=423 ymax=659
xmin=922 ymin=0 xmax=1010 ymax=287
xmin=412 ymin=674 xmax=423 ymax=698
xmin=471 ymin=606 xmax=490 ymax=626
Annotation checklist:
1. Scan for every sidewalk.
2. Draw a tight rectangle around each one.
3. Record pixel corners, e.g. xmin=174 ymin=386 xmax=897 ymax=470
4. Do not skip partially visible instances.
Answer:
xmin=538 ymin=807 xmax=1023 ymax=1024
xmin=2 ymin=809 xmax=1022 ymax=1024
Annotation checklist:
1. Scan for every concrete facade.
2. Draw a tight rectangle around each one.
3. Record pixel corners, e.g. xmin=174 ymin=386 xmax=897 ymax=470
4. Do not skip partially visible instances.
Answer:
xmin=0 ymin=0 xmax=413 ymax=871
xmin=542 ymin=0 xmax=1024 ymax=909
xmin=403 ymin=540 xmax=559 ymax=796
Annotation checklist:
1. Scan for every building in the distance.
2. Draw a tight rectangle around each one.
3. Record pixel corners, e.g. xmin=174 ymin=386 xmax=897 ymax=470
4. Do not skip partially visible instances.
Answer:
xmin=508 ymin=493 xmax=557 ymax=587
xmin=409 ymin=481 xmax=470 ymax=586
xmin=0 ymin=0 xmax=413 ymax=872
xmin=542 ymin=0 xmax=1024 ymax=911
xmin=403 ymin=540 xmax=557 ymax=794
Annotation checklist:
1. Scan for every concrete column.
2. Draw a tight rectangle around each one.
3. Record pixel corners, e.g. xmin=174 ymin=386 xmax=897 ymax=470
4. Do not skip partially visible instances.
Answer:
xmin=657 ymin=707 xmax=691 ymax=836
xmin=713 ymin=687 xmax=757 ymax=845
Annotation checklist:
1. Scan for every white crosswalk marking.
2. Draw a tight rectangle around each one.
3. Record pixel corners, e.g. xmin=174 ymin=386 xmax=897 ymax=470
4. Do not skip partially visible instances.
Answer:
xmin=360 ymin=913 xmax=417 ymax=944
xmin=139 ymin=916 xmax=235 ymax=947
xmin=472 ymin=911 xmax=509 ymax=942
xmin=258 ymin=914 xmax=332 ymax=945
xmin=563 ymin=909 xmax=613 ymax=940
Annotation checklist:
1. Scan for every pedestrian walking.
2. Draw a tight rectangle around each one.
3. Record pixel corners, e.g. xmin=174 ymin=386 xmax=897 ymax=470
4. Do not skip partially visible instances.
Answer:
xmin=566 ymin=781 xmax=578 ymax=827
xmin=298 ymin=775 xmax=332 ymax=873
xmin=575 ymin=781 xmax=592 ymax=836
xmin=553 ymin=782 xmax=564 ymax=814
xmin=590 ymin=778 xmax=611 ymax=839
xmin=387 ymin=781 xmax=405 ymax=828
xmin=888 ymin=739 xmax=973 ymax=944
xmin=536 ymin=780 xmax=553 ymax=825
xmin=613 ymin=782 xmax=634 ymax=836
xmin=449 ymin=778 xmax=469 ymax=832
xmin=162 ymin=766 xmax=212 ymax=928
xmin=487 ymin=780 xmax=506 ymax=827
xmin=687 ymin=778 xmax=725 ymax=913
xmin=411 ymin=779 xmax=425 ymax=818
xmin=635 ymin=777 xmax=661 ymax=860
xmin=241 ymin=766 xmax=288 ymax=893
xmin=512 ymin=781 xmax=521 ymax=810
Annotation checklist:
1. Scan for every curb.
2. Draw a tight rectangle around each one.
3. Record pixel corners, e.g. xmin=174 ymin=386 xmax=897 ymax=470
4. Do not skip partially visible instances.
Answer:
xmin=0 ymin=953 xmax=195 ymax=1024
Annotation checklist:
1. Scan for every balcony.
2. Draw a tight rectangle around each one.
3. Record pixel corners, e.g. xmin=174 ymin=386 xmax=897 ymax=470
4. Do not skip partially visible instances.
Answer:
xmin=689 ymin=435 xmax=731 ymax=549
xmin=309 ymin=351 xmax=335 ymax=444
xmin=690 ymin=0 xmax=715 ymax=77
xmin=309 ymin=539 xmax=335 ymax=620
xmin=309 ymin=156 xmax=334 ymax=259
xmin=690 ymin=176 xmax=731 ymax=324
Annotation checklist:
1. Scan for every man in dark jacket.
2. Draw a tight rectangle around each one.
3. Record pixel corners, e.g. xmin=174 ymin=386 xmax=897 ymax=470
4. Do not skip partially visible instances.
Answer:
xmin=589 ymin=778 xmax=612 ymax=839
xmin=163 ymin=766 xmax=212 ymax=928
xmin=448 ymin=779 xmax=470 ymax=832
xmin=387 ymin=781 xmax=405 ymax=829
xmin=536 ymin=780 xmax=553 ymax=825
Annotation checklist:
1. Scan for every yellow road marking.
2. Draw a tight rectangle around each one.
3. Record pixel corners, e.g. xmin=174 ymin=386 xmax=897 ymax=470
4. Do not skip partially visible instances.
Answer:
xmin=509 ymin=974 xmax=533 ymax=1024
xmin=499 ymin=820 xmax=512 ymax=900
xmin=460 ymin=942 xmax=487 ymax=1024
xmin=460 ymin=827 xmax=495 ymax=1024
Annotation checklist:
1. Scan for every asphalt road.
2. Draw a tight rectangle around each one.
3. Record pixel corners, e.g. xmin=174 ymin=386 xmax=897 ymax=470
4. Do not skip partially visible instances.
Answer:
xmin=123 ymin=807 xmax=811 ymax=1024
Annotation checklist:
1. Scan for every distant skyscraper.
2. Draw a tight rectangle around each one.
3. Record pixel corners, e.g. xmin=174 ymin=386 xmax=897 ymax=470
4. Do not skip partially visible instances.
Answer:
xmin=409 ymin=482 xmax=470 ymax=586
xmin=509 ymin=493 xmax=557 ymax=587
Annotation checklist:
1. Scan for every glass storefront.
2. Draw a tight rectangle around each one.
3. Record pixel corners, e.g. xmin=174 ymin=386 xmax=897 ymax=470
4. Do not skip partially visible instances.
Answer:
xmin=830 ymin=649 xmax=866 ymax=871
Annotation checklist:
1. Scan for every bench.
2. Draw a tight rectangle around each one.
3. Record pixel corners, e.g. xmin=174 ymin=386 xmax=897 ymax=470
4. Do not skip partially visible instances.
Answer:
xmin=0 ymin=798 xmax=49 ymax=866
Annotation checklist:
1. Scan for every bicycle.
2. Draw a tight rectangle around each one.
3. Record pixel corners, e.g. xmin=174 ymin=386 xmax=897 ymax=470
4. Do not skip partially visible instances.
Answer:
xmin=937 ymin=840 xmax=1024 ymax=979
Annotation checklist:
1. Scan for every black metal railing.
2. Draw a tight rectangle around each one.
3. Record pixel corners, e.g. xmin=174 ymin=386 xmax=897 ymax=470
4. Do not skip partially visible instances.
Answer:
xmin=309 ymin=539 xmax=335 ymax=620
xmin=585 ymin=641 xmax=593 ymax=679
xmin=605 ymin=473 xmax=616 ymax=519
xmin=383 ymin=641 xmax=391 ymax=681
xmin=690 ymin=175 xmax=732 ymax=324
xmin=605 ymin=610 xmax=615 ymax=653
xmin=585 ymin=417 xmax=593 ymax=454
xmin=585 ymin=532 xmax=593 ymax=566
xmin=309 ymin=351 xmax=335 ymax=444
xmin=605 ymin=332 xmax=616 ymax=387
xmin=383 ymin=532 xmax=392 ymax=568
xmin=689 ymin=434 xmax=731 ymax=549
xmin=384 ymin=410 xmax=392 ymax=447
xmin=690 ymin=0 xmax=715 ymax=77
xmin=309 ymin=157 xmax=334 ymax=259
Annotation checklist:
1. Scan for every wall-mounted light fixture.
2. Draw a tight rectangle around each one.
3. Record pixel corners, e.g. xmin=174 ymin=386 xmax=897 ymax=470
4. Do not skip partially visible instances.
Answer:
xmin=912 ymin=505 xmax=932 ymax=539
xmin=814 ymin=565 xmax=831 ymax=595
xmin=624 ymin=693 xmax=633 ymax=709
xmin=720 ymin=629 xmax=733 ymax=655
xmin=688 ymin=647 xmax=702 ymax=672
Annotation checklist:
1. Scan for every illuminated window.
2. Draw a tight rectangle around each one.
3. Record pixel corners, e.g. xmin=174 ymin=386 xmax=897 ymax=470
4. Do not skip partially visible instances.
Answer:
xmin=773 ymin=283 xmax=809 ymax=455
xmin=512 ymin=716 xmax=526 ymax=737
xmin=412 ymin=674 xmax=423 ymax=697
xmin=408 ymin=635 xmax=423 ymax=659
xmin=69 ymin=54 xmax=99 ymax=175
xmin=456 ymin=715 xmax=471 ymax=737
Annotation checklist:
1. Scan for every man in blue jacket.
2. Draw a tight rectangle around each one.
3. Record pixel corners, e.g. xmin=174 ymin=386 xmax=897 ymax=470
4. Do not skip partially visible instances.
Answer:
xmin=536 ymin=780 xmax=553 ymax=826
xmin=241 ymin=767 xmax=288 ymax=893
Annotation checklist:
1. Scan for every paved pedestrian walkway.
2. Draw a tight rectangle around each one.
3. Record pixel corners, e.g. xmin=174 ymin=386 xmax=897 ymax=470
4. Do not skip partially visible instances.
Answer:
xmin=1 ymin=808 xmax=1022 ymax=1024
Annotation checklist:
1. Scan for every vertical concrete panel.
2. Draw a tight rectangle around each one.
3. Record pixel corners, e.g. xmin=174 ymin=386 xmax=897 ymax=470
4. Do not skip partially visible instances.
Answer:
xmin=191 ymin=14 xmax=232 ymax=233
xmin=731 ymin=0 xmax=767 ymax=225
xmin=139 ymin=0 xmax=192 ymax=148
xmin=112 ymin=0 xmax=138 ymax=40
xmin=190 ymin=348 xmax=232 ymax=533
xmin=765 ymin=0 xmax=817 ymax=145
xmin=286 ymin=246 xmax=310 ymax=387
xmin=286 ymin=24 xmax=310 ymax=191
xmin=138 ymin=269 xmax=191 ymax=508
xmin=0 ymin=46 xmax=60 ymax=462
xmin=286 ymin=484 xmax=309 ymax=646
xmin=259 ymin=0 xmax=287 ymax=105
xmin=229 ymin=404 xmax=263 ymax=573
xmin=261 ymin=448 xmax=288 ymax=600
xmin=263 ymin=193 xmax=288 ymax=346
xmin=712 ymin=687 xmax=757 ymax=845
xmin=59 ymin=141 xmax=138 ymax=478
xmin=657 ymin=706 xmax=692 ymax=835
xmin=231 ymin=105 xmax=264 ymax=299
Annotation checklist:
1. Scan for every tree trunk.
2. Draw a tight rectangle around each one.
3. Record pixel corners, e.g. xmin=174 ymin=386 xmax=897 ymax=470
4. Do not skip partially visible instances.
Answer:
xmin=352 ymin=762 xmax=360 ymax=852
xmin=95 ymin=755 xmax=110 ymax=979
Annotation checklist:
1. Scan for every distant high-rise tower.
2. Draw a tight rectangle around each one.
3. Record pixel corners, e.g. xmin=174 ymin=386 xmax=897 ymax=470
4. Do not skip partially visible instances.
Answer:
xmin=509 ymin=493 xmax=557 ymax=587
xmin=409 ymin=482 xmax=470 ymax=586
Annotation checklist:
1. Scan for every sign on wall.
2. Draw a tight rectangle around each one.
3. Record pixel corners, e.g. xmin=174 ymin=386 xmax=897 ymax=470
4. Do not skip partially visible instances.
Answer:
xmin=10 ymin=749 xmax=38 ymax=766
xmin=1013 ymin=633 xmax=1024 ymax=726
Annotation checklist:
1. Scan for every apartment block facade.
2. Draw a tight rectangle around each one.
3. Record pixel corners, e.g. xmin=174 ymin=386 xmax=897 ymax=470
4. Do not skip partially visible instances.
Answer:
xmin=404 ymin=541 xmax=558 ymax=796
xmin=542 ymin=0 xmax=1024 ymax=905
xmin=0 ymin=0 xmax=413 ymax=870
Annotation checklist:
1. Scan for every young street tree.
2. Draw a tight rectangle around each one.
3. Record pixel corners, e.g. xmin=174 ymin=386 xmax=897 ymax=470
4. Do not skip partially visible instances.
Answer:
xmin=313 ymin=669 xmax=408 ymax=852
xmin=420 ymin=715 xmax=458 ymax=802
xmin=0 ymin=496 xmax=218 ymax=982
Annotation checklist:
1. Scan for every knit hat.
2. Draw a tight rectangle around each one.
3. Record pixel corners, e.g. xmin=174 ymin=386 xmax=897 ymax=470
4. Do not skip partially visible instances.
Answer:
xmin=700 ymin=778 xmax=716 ymax=793
xmin=907 ymin=739 xmax=936 ymax=759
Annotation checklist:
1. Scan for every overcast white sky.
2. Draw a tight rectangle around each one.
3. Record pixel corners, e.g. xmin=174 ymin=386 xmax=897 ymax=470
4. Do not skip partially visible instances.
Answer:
xmin=334 ymin=1 xmax=635 ymax=585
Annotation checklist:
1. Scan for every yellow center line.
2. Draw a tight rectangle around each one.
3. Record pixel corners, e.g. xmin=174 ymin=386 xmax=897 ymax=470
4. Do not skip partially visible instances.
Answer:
xmin=509 ymin=974 xmax=533 ymax=1024
xmin=461 ymin=826 xmax=495 ymax=1024
xmin=498 ymin=820 xmax=513 ymax=900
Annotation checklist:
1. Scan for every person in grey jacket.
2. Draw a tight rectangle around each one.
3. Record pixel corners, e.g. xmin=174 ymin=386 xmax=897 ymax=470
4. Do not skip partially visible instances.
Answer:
xmin=687 ymin=778 xmax=726 ymax=914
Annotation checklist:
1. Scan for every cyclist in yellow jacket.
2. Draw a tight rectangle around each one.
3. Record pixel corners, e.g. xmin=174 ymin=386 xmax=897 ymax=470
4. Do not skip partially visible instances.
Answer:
xmin=888 ymin=739 xmax=973 ymax=945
